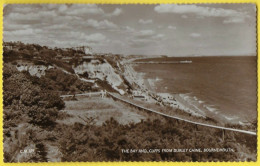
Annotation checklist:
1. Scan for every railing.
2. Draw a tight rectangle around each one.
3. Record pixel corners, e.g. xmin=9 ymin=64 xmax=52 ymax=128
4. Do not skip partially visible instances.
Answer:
xmin=129 ymin=61 xmax=192 ymax=64
xmin=107 ymin=92 xmax=256 ymax=136
xmin=60 ymin=91 xmax=105 ymax=98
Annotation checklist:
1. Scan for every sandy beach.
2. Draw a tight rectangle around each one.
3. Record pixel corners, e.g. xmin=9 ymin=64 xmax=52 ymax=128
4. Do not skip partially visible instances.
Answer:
xmin=121 ymin=58 xmax=243 ymax=126
xmin=122 ymin=60 xmax=207 ymax=117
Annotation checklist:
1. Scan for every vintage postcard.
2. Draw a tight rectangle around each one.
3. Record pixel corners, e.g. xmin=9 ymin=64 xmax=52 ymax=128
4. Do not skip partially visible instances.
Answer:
xmin=2 ymin=3 xmax=257 ymax=162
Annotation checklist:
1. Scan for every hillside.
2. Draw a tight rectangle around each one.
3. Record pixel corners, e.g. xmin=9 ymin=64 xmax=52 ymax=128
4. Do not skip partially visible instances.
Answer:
xmin=4 ymin=41 xmax=132 ymax=95
xmin=3 ymin=42 xmax=257 ymax=162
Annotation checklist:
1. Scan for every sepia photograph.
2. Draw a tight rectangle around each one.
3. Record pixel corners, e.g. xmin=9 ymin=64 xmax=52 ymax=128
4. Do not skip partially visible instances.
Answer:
xmin=2 ymin=3 xmax=257 ymax=162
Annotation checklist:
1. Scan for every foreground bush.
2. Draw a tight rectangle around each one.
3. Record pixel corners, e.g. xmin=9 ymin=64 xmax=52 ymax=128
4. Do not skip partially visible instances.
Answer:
xmin=56 ymin=118 xmax=256 ymax=162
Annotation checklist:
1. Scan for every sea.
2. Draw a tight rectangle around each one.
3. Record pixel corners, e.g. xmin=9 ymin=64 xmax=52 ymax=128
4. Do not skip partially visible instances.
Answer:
xmin=133 ymin=56 xmax=257 ymax=124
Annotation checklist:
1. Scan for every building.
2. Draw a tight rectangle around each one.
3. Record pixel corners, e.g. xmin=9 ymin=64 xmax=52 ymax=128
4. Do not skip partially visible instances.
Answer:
xmin=132 ymin=90 xmax=146 ymax=101
xmin=3 ymin=43 xmax=19 ymax=51
xmin=56 ymin=53 xmax=63 ymax=59
xmin=73 ymin=46 xmax=93 ymax=54
xmin=62 ymin=57 xmax=72 ymax=63
xmin=4 ymin=44 xmax=13 ymax=50
xmin=83 ymin=46 xmax=93 ymax=55
xmin=60 ymin=46 xmax=93 ymax=55
xmin=82 ymin=56 xmax=95 ymax=60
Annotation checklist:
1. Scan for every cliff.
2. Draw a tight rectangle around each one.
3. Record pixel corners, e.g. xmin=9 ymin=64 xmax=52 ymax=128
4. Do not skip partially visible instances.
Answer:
xmin=73 ymin=59 xmax=125 ymax=95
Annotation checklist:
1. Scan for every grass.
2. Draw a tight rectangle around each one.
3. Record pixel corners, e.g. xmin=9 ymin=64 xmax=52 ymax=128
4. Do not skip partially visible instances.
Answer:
xmin=59 ymin=96 xmax=147 ymax=126
xmin=64 ymin=98 xmax=114 ymax=110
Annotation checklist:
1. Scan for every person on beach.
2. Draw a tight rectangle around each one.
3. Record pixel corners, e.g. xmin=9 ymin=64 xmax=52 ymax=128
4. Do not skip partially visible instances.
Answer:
xmin=101 ymin=90 xmax=104 ymax=98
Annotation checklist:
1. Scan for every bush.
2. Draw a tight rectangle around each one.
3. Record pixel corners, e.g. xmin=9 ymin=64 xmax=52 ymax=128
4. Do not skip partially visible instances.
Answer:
xmin=28 ymin=108 xmax=58 ymax=127
xmin=53 ymin=117 xmax=256 ymax=162
xmin=3 ymin=64 xmax=64 ymax=128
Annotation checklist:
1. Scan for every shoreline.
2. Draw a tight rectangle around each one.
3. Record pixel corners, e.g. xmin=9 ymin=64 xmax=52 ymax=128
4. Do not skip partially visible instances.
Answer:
xmin=121 ymin=58 xmax=250 ymax=127
xmin=122 ymin=60 xmax=209 ymax=118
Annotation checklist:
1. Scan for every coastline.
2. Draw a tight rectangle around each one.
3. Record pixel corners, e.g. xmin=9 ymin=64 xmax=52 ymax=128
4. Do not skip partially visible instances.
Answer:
xmin=121 ymin=59 xmax=212 ymax=120
xmin=121 ymin=58 xmax=250 ymax=127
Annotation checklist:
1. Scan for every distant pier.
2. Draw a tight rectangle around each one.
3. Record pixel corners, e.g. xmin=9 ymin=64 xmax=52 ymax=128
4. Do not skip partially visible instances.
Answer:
xmin=130 ymin=60 xmax=192 ymax=64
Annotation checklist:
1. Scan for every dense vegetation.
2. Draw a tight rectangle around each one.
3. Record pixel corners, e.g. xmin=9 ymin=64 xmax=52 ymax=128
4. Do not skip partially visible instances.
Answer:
xmin=3 ymin=62 xmax=92 ymax=162
xmin=3 ymin=64 xmax=65 ymax=162
xmin=39 ymin=68 xmax=94 ymax=94
xmin=3 ymin=64 xmax=65 ymax=127
xmin=55 ymin=117 xmax=256 ymax=162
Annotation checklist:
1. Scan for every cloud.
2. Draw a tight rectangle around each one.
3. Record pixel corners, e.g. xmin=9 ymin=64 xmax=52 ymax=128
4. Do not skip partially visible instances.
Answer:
xmin=118 ymin=26 xmax=136 ymax=34
xmin=58 ymin=5 xmax=68 ymax=13
xmin=154 ymin=4 xmax=246 ymax=17
xmin=105 ymin=8 xmax=122 ymax=17
xmin=135 ymin=30 xmax=155 ymax=38
xmin=8 ymin=4 xmax=120 ymax=18
xmin=126 ymin=28 xmax=166 ymax=48
xmin=154 ymin=4 xmax=249 ymax=24
xmin=60 ymin=5 xmax=122 ymax=17
xmin=112 ymin=8 xmax=122 ymax=16
xmin=85 ymin=19 xmax=118 ymax=30
xmin=4 ymin=23 xmax=31 ymax=31
xmin=4 ymin=28 xmax=43 ymax=38
xmin=66 ymin=4 xmax=105 ymax=15
xmin=128 ymin=34 xmax=165 ymax=47
xmin=124 ymin=26 xmax=135 ymax=33
xmin=5 ymin=29 xmax=33 ymax=36
xmin=44 ymin=24 xmax=71 ymax=31
xmin=139 ymin=19 xmax=153 ymax=24
xmin=4 ymin=4 xmax=40 ymax=14
xmin=152 ymin=34 xmax=165 ymax=40
xmin=223 ymin=17 xmax=245 ymax=24
xmin=3 ymin=4 xmax=118 ymax=48
xmin=128 ymin=38 xmax=155 ymax=47
xmin=190 ymin=33 xmax=201 ymax=38
xmin=7 ymin=10 xmax=57 ymax=23
xmin=4 ymin=4 xmax=255 ymax=55
xmin=181 ymin=15 xmax=188 ymax=19
xmin=85 ymin=33 xmax=107 ymax=43
xmin=168 ymin=25 xmax=176 ymax=30
xmin=52 ymin=32 xmax=108 ymax=46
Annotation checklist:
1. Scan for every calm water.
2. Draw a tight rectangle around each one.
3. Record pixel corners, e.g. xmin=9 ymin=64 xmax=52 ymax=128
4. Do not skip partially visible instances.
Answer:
xmin=134 ymin=56 xmax=257 ymax=123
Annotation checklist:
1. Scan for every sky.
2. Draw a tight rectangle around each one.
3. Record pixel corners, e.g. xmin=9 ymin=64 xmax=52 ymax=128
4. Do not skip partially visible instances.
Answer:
xmin=3 ymin=4 xmax=256 ymax=56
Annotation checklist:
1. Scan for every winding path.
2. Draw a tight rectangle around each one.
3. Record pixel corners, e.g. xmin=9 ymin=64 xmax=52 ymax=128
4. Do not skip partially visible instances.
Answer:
xmin=60 ymin=92 xmax=256 ymax=136
xmin=60 ymin=92 xmax=103 ymax=98
xmin=106 ymin=92 xmax=256 ymax=136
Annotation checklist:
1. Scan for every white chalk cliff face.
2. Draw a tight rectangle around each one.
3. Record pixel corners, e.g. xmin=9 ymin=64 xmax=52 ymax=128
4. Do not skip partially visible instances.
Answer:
xmin=16 ymin=65 xmax=53 ymax=78
xmin=73 ymin=60 xmax=125 ymax=95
